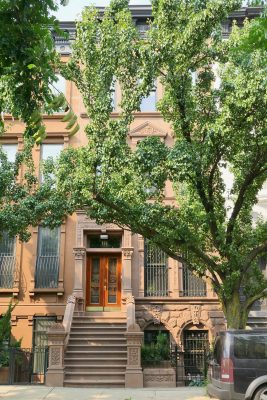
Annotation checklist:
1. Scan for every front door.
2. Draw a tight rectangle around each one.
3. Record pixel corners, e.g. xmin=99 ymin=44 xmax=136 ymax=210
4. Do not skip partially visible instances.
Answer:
xmin=86 ymin=254 xmax=121 ymax=310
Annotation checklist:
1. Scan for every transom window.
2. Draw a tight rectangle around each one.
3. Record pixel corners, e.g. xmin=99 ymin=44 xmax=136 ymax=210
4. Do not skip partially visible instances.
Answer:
xmin=87 ymin=235 xmax=121 ymax=249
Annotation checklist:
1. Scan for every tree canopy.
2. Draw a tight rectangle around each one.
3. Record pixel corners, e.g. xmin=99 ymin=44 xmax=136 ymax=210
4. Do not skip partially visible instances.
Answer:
xmin=53 ymin=0 xmax=267 ymax=328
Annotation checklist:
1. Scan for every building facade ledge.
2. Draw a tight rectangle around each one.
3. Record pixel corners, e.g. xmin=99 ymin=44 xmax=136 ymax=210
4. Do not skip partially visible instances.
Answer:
xmin=29 ymin=288 xmax=64 ymax=296
xmin=0 ymin=288 xmax=19 ymax=297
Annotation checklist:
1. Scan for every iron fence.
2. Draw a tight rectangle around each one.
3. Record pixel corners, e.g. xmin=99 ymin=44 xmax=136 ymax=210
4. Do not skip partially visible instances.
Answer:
xmin=0 ymin=347 xmax=48 ymax=385
xmin=171 ymin=330 xmax=210 ymax=386
xmin=35 ymin=255 xmax=59 ymax=288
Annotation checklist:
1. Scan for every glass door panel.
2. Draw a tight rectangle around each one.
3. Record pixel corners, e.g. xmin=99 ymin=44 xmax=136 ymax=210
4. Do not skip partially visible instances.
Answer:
xmin=90 ymin=257 xmax=101 ymax=304
xmin=107 ymin=257 xmax=118 ymax=304
xmin=87 ymin=254 xmax=121 ymax=309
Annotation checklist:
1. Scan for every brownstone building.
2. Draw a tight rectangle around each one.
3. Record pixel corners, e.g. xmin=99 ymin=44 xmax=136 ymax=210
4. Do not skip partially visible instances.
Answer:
xmin=0 ymin=4 xmax=266 ymax=388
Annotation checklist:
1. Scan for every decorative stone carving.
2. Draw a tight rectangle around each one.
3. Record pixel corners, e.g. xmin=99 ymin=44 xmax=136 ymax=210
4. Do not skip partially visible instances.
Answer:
xmin=143 ymin=368 xmax=176 ymax=388
xmin=129 ymin=121 xmax=167 ymax=139
xmin=167 ymin=318 xmax=177 ymax=328
xmin=73 ymin=247 xmax=86 ymax=259
xmin=122 ymin=248 xmax=134 ymax=259
xmin=125 ymin=295 xmax=135 ymax=305
xmin=67 ymin=294 xmax=76 ymax=304
xmin=129 ymin=348 xmax=139 ymax=365
xmin=161 ymin=311 xmax=170 ymax=323
xmin=150 ymin=305 xmax=163 ymax=325
xmin=190 ymin=305 xmax=201 ymax=325
xmin=50 ymin=347 xmax=61 ymax=366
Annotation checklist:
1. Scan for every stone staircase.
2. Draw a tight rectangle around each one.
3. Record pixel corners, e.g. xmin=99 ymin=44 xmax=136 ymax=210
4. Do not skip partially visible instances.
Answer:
xmin=64 ymin=311 xmax=127 ymax=388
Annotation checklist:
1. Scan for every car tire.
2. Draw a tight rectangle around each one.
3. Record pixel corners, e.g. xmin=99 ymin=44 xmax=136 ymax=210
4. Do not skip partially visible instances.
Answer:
xmin=253 ymin=385 xmax=267 ymax=400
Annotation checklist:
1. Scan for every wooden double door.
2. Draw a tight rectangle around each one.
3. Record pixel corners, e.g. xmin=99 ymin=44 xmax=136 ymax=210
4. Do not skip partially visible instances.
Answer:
xmin=86 ymin=254 xmax=121 ymax=309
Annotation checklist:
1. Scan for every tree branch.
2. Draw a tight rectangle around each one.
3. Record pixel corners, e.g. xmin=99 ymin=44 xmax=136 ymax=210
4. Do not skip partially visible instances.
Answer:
xmin=226 ymin=159 xmax=266 ymax=245
xmin=243 ymin=240 xmax=267 ymax=271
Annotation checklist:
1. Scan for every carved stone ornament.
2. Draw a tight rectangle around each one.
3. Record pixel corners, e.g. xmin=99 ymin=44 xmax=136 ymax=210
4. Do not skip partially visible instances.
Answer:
xmin=129 ymin=347 xmax=139 ymax=365
xmin=191 ymin=305 xmax=201 ymax=325
xmin=67 ymin=294 xmax=76 ymax=304
xmin=151 ymin=305 xmax=163 ymax=325
xmin=50 ymin=347 xmax=61 ymax=366
xmin=129 ymin=121 xmax=167 ymax=139
xmin=73 ymin=247 xmax=86 ymax=259
xmin=122 ymin=248 xmax=134 ymax=258
xmin=125 ymin=295 xmax=135 ymax=305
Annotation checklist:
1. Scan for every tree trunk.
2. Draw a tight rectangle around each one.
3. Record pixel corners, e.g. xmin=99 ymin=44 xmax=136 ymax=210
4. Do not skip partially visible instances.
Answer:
xmin=223 ymin=291 xmax=250 ymax=329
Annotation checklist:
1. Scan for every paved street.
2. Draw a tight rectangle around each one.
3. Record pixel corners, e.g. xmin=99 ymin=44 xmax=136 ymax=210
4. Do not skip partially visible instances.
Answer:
xmin=0 ymin=386 xmax=210 ymax=400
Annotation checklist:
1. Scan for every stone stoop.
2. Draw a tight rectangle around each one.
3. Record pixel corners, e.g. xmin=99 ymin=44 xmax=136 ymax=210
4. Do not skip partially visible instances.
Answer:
xmin=63 ymin=311 xmax=128 ymax=388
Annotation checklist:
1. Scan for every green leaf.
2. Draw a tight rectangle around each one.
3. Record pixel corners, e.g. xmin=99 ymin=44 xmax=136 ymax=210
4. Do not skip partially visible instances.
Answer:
xmin=62 ymin=110 xmax=74 ymax=122
xmin=27 ymin=64 xmax=36 ymax=70
xmin=66 ymin=115 xmax=78 ymax=130
xmin=68 ymin=123 xmax=80 ymax=137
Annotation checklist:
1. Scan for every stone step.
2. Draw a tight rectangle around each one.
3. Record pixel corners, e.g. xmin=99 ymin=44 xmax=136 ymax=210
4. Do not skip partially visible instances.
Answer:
xmin=65 ymin=364 xmax=126 ymax=372
xmin=65 ymin=350 xmax=127 ymax=358
xmin=64 ymin=379 xmax=125 ymax=388
xmin=74 ymin=312 xmax=126 ymax=318
xmin=67 ymin=344 xmax=127 ymax=352
xmin=65 ymin=371 xmax=125 ymax=379
xmin=69 ymin=330 xmax=126 ymax=336
xmin=70 ymin=325 xmax=126 ymax=331
xmin=64 ymin=358 xmax=127 ymax=366
xmin=68 ymin=337 xmax=126 ymax=342
xmin=72 ymin=321 xmax=126 ymax=326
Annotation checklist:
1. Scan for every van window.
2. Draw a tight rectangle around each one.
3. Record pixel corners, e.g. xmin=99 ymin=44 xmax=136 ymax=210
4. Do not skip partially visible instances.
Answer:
xmin=234 ymin=335 xmax=267 ymax=359
xmin=214 ymin=337 xmax=223 ymax=364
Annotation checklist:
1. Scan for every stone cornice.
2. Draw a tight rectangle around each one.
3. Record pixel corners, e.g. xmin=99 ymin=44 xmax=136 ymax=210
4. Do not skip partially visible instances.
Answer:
xmin=54 ymin=7 xmax=264 ymax=54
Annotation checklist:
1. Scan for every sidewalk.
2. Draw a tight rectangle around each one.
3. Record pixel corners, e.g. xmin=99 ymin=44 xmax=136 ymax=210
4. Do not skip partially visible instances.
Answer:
xmin=0 ymin=386 xmax=210 ymax=400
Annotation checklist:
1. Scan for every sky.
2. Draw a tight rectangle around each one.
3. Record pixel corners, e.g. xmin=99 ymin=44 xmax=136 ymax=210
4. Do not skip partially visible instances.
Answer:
xmin=54 ymin=0 xmax=250 ymax=21
xmin=54 ymin=0 xmax=151 ymax=21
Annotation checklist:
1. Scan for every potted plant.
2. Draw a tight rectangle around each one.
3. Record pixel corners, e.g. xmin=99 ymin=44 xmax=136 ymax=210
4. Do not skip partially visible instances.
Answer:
xmin=142 ymin=332 xmax=176 ymax=387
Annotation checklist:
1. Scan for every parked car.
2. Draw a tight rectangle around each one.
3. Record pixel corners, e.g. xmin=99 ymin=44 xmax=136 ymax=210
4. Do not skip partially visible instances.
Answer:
xmin=207 ymin=329 xmax=267 ymax=400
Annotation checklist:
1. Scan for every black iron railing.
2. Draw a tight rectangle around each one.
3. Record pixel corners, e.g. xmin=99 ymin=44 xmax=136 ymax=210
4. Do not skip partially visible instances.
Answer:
xmin=182 ymin=266 xmax=206 ymax=297
xmin=144 ymin=241 xmax=168 ymax=297
xmin=171 ymin=332 xmax=210 ymax=386
xmin=0 ymin=347 xmax=48 ymax=385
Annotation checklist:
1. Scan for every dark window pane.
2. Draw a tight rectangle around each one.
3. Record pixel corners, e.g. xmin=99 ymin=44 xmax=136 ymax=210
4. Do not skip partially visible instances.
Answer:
xmin=88 ymin=236 xmax=121 ymax=248
xmin=234 ymin=335 xmax=267 ymax=359
xmin=35 ymin=227 xmax=60 ymax=288
xmin=0 ymin=232 xmax=16 ymax=288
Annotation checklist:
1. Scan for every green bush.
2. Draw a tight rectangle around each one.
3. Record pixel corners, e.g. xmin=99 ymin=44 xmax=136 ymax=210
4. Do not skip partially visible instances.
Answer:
xmin=0 ymin=302 xmax=21 ymax=367
xmin=141 ymin=332 xmax=170 ymax=364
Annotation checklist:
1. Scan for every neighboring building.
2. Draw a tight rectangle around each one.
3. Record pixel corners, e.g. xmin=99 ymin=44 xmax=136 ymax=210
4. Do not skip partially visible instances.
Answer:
xmin=0 ymin=5 xmax=265 ymax=388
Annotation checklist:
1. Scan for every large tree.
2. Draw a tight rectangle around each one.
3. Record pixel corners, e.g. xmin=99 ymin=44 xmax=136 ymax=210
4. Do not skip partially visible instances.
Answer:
xmin=54 ymin=0 xmax=267 ymax=329
xmin=0 ymin=0 xmax=73 ymax=239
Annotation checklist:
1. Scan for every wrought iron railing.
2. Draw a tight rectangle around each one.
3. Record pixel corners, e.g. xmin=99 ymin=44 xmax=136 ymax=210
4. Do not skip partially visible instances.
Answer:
xmin=145 ymin=264 xmax=168 ymax=297
xmin=0 ymin=255 xmax=16 ymax=288
xmin=0 ymin=347 xmax=48 ymax=385
xmin=182 ymin=266 xmax=206 ymax=297
xmin=35 ymin=255 xmax=59 ymax=288
xmin=144 ymin=241 xmax=169 ymax=297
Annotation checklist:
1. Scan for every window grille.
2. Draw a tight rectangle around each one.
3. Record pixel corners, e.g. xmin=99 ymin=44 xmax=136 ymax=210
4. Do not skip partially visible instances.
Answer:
xmin=144 ymin=240 xmax=168 ymax=297
xmin=182 ymin=264 xmax=206 ymax=297
xmin=0 ymin=232 xmax=16 ymax=288
xmin=35 ymin=227 xmax=60 ymax=288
